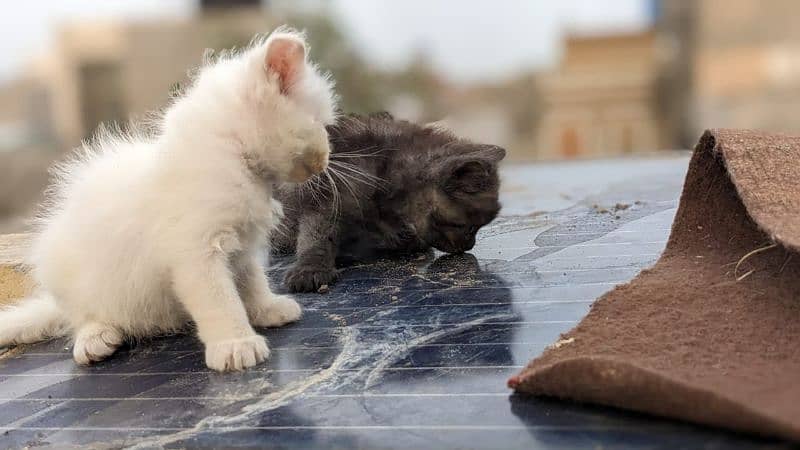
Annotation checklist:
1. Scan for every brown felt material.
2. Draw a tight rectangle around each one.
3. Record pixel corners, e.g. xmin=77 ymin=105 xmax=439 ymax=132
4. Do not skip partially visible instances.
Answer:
xmin=510 ymin=129 xmax=800 ymax=442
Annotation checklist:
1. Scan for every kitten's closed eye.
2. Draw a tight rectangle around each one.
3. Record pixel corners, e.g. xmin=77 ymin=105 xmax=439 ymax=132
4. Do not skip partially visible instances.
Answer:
xmin=434 ymin=218 xmax=464 ymax=228
xmin=431 ymin=216 xmax=464 ymax=229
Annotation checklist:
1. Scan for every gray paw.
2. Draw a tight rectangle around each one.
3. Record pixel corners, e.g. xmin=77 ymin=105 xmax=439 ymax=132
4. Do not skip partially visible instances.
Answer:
xmin=284 ymin=265 xmax=338 ymax=293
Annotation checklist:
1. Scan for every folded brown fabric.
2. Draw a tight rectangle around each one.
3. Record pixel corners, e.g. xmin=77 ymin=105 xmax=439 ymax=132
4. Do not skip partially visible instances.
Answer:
xmin=509 ymin=129 xmax=800 ymax=442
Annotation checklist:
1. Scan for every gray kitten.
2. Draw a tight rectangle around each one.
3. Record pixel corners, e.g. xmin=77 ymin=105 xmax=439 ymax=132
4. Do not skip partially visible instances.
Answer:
xmin=272 ymin=112 xmax=505 ymax=292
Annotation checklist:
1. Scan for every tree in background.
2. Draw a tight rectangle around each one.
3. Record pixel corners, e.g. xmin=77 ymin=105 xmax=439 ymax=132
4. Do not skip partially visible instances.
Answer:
xmin=208 ymin=11 xmax=444 ymax=119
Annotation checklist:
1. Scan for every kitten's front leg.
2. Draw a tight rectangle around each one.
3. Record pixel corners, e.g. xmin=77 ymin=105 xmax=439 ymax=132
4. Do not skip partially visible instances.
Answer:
xmin=284 ymin=212 xmax=338 ymax=293
xmin=237 ymin=252 xmax=302 ymax=328
xmin=171 ymin=246 xmax=269 ymax=372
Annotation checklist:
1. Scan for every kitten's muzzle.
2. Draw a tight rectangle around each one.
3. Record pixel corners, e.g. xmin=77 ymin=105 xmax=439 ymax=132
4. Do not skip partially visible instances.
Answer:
xmin=288 ymin=149 xmax=329 ymax=182
xmin=429 ymin=230 xmax=477 ymax=254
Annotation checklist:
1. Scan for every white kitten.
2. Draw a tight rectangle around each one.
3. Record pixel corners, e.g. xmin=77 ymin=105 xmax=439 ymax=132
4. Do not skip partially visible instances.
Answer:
xmin=0 ymin=27 xmax=337 ymax=372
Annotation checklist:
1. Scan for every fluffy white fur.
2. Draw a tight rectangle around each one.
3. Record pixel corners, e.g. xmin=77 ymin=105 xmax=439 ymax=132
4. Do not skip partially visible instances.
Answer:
xmin=0 ymin=27 xmax=337 ymax=372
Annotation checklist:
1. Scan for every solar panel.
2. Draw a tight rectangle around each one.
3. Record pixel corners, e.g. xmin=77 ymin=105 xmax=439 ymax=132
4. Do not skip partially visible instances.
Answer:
xmin=0 ymin=158 xmax=780 ymax=449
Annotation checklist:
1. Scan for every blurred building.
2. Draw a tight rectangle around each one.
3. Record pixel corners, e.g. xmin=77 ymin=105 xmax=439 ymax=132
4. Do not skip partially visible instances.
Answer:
xmin=534 ymin=30 xmax=666 ymax=159
xmin=26 ymin=1 xmax=272 ymax=149
xmin=0 ymin=78 xmax=52 ymax=152
xmin=658 ymin=0 xmax=800 ymax=147
xmin=434 ymin=74 xmax=541 ymax=159
xmin=436 ymin=86 xmax=515 ymax=152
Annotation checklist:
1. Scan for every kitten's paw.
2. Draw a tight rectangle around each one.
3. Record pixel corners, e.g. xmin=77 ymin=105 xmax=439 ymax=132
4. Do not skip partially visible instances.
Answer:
xmin=205 ymin=335 xmax=269 ymax=372
xmin=73 ymin=323 xmax=123 ymax=365
xmin=284 ymin=265 xmax=338 ymax=293
xmin=249 ymin=295 xmax=302 ymax=328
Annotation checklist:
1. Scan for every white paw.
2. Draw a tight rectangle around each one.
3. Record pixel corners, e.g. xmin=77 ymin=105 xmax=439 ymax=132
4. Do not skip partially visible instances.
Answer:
xmin=204 ymin=334 xmax=269 ymax=372
xmin=249 ymin=295 xmax=303 ymax=328
xmin=73 ymin=323 xmax=123 ymax=365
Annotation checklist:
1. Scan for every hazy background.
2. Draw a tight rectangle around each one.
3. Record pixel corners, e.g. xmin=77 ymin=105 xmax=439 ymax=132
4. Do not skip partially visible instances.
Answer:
xmin=1 ymin=0 xmax=799 ymax=232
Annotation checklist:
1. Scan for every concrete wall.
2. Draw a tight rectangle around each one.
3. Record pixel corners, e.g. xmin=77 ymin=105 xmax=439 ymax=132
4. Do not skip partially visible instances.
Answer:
xmin=534 ymin=31 xmax=664 ymax=159
xmin=32 ymin=9 xmax=274 ymax=149
xmin=658 ymin=0 xmax=800 ymax=146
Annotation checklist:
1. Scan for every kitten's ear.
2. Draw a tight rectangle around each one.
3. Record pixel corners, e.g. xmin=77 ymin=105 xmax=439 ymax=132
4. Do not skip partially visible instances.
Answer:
xmin=425 ymin=119 xmax=450 ymax=132
xmin=264 ymin=33 xmax=306 ymax=94
xmin=370 ymin=111 xmax=394 ymax=121
xmin=480 ymin=145 xmax=506 ymax=162
xmin=440 ymin=146 xmax=505 ymax=194
xmin=442 ymin=160 xmax=492 ymax=194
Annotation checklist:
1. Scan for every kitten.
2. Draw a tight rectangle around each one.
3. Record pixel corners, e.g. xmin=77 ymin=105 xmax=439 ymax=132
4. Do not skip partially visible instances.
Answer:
xmin=0 ymin=28 xmax=337 ymax=372
xmin=272 ymin=112 xmax=505 ymax=292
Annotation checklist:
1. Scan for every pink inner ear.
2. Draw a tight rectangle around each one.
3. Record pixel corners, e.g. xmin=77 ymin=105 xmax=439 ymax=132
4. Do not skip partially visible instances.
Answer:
xmin=265 ymin=36 xmax=306 ymax=94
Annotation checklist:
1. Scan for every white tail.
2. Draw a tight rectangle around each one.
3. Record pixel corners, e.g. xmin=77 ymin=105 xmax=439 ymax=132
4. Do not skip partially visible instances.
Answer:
xmin=0 ymin=293 xmax=69 ymax=346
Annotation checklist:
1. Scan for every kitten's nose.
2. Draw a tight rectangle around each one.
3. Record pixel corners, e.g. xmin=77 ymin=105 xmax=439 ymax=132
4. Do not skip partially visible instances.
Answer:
xmin=462 ymin=235 xmax=476 ymax=251
xmin=452 ymin=235 xmax=476 ymax=253
xmin=307 ymin=149 xmax=329 ymax=175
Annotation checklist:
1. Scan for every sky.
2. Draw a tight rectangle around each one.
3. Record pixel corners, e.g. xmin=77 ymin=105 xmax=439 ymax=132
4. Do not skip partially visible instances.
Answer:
xmin=0 ymin=0 xmax=650 ymax=84
xmin=330 ymin=0 xmax=651 ymax=82
xmin=0 ymin=0 xmax=195 ymax=82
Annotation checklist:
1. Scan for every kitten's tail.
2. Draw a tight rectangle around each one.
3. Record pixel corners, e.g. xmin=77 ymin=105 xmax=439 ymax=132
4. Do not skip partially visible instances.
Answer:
xmin=0 ymin=293 xmax=69 ymax=346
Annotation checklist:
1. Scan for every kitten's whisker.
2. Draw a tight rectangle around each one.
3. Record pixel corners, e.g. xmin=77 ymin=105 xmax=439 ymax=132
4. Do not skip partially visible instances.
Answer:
xmin=298 ymin=170 xmax=341 ymax=221
xmin=328 ymin=161 xmax=387 ymax=191
xmin=277 ymin=200 xmax=297 ymax=213
xmin=330 ymin=154 xmax=384 ymax=159
xmin=330 ymin=147 xmax=388 ymax=159
xmin=328 ymin=166 xmax=363 ymax=212
xmin=331 ymin=159 xmax=385 ymax=179
xmin=305 ymin=177 xmax=323 ymax=205
xmin=328 ymin=160 xmax=383 ymax=181
xmin=324 ymin=171 xmax=341 ymax=222
xmin=329 ymin=164 xmax=375 ymax=190
xmin=270 ymin=223 xmax=291 ymax=239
